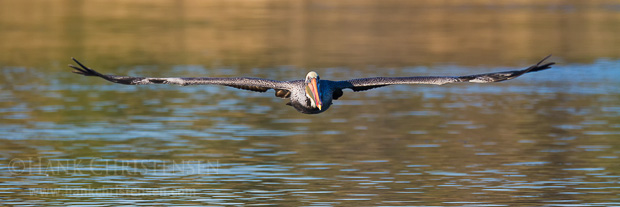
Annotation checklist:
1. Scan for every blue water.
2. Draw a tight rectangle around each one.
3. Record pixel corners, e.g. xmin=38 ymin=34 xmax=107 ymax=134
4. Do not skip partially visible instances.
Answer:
xmin=1 ymin=58 xmax=619 ymax=205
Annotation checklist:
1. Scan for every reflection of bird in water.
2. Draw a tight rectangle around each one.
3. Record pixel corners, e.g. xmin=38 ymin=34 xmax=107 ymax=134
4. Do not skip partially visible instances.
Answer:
xmin=69 ymin=55 xmax=555 ymax=114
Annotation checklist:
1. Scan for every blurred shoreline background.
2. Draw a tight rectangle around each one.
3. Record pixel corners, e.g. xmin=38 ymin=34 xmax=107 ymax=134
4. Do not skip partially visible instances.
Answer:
xmin=1 ymin=0 xmax=618 ymax=69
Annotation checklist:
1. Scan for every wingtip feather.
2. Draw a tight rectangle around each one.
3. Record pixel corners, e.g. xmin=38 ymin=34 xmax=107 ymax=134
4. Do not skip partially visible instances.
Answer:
xmin=68 ymin=57 xmax=103 ymax=77
xmin=537 ymin=54 xmax=552 ymax=65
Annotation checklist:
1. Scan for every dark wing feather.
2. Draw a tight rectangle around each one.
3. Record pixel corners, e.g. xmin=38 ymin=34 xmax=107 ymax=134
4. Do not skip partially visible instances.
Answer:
xmin=69 ymin=58 xmax=292 ymax=93
xmin=336 ymin=55 xmax=555 ymax=91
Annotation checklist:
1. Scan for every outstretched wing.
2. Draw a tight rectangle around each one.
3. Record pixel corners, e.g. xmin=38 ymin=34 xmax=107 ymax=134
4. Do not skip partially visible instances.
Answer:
xmin=335 ymin=55 xmax=555 ymax=92
xmin=69 ymin=58 xmax=294 ymax=96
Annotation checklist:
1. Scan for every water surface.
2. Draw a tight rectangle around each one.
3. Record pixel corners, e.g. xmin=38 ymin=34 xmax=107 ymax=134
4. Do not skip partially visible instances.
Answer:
xmin=1 ymin=0 xmax=620 ymax=206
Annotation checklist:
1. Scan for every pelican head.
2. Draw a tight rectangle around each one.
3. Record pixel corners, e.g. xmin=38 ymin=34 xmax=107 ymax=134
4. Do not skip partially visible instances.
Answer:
xmin=305 ymin=71 xmax=322 ymax=110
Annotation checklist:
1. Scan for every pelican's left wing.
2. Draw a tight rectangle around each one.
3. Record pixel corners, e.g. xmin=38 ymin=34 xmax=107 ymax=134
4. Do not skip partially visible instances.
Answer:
xmin=335 ymin=55 xmax=555 ymax=92
xmin=69 ymin=58 xmax=293 ymax=96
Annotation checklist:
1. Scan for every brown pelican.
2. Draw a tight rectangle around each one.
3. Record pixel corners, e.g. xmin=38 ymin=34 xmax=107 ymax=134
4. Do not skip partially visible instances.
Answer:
xmin=69 ymin=55 xmax=555 ymax=114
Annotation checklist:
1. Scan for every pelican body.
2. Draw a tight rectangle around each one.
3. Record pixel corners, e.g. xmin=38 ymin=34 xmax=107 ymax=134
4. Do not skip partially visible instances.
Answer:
xmin=69 ymin=56 xmax=555 ymax=114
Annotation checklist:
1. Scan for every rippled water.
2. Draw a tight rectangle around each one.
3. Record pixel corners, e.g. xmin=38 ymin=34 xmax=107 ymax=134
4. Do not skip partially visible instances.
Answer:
xmin=1 ymin=0 xmax=620 ymax=206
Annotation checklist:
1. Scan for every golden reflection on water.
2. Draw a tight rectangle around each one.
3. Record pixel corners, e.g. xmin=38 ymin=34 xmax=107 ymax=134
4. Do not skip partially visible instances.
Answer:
xmin=0 ymin=0 xmax=618 ymax=68
xmin=1 ymin=0 xmax=620 ymax=206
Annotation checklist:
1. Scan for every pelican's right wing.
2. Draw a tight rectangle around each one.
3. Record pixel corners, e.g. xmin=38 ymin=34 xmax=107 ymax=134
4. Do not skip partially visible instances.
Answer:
xmin=69 ymin=58 xmax=294 ymax=97
xmin=335 ymin=55 xmax=555 ymax=92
